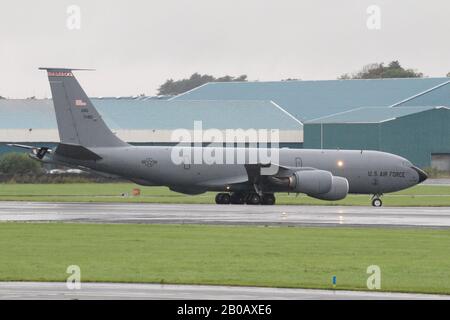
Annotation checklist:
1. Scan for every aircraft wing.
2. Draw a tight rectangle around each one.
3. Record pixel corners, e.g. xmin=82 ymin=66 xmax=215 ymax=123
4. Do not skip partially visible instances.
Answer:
xmin=199 ymin=163 xmax=319 ymax=189
xmin=197 ymin=175 xmax=250 ymax=187
xmin=245 ymin=162 xmax=317 ymax=179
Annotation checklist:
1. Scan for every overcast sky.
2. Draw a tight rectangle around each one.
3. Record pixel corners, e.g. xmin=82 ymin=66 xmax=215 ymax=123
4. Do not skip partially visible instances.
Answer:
xmin=1 ymin=0 xmax=449 ymax=98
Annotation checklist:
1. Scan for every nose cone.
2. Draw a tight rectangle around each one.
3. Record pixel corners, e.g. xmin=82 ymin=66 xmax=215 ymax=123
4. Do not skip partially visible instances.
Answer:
xmin=411 ymin=166 xmax=428 ymax=183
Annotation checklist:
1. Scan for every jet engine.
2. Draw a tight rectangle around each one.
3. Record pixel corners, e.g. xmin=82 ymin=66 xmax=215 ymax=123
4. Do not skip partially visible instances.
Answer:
xmin=307 ymin=176 xmax=349 ymax=201
xmin=268 ymin=169 xmax=349 ymax=201
xmin=289 ymin=170 xmax=333 ymax=194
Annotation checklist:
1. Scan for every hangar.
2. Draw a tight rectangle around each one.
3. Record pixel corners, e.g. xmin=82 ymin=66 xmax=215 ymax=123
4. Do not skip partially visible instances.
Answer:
xmin=0 ymin=99 xmax=302 ymax=154
xmin=172 ymin=77 xmax=450 ymax=121
xmin=304 ymin=106 xmax=450 ymax=169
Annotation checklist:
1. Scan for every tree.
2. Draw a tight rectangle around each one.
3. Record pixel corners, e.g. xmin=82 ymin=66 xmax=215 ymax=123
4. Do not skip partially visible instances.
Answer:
xmin=0 ymin=153 xmax=42 ymax=175
xmin=157 ymin=73 xmax=248 ymax=96
xmin=0 ymin=96 xmax=5 ymax=99
xmin=337 ymin=74 xmax=351 ymax=80
xmin=447 ymin=72 xmax=450 ymax=77
xmin=338 ymin=61 xmax=423 ymax=79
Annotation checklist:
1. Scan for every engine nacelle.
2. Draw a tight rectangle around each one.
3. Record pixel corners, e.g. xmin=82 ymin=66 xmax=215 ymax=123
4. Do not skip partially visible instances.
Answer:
xmin=290 ymin=170 xmax=333 ymax=195
xmin=308 ymin=176 xmax=349 ymax=201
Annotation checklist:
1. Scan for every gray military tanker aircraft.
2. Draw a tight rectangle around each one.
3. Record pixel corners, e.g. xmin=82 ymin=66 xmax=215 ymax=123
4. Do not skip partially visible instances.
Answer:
xmin=9 ymin=68 xmax=427 ymax=207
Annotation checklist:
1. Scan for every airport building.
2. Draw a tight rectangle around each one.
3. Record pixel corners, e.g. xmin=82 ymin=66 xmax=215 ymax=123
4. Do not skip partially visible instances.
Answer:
xmin=0 ymin=99 xmax=302 ymax=154
xmin=304 ymin=106 xmax=450 ymax=169
xmin=1 ymin=77 xmax=449 ymax=168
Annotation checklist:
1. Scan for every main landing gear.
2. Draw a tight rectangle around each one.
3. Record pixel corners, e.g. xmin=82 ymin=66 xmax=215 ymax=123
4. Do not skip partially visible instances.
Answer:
xmin=371 ymin=194 xmax=383 ymax=207
xmin=215 ymin=192 xmax=276 ymax=205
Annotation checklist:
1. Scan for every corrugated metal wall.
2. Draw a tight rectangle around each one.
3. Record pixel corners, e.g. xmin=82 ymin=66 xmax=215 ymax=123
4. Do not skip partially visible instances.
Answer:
xmin=304 ymin=123 xmax=379 ymax=150
xmin=380 ymin=108 xmax=450 ymax=167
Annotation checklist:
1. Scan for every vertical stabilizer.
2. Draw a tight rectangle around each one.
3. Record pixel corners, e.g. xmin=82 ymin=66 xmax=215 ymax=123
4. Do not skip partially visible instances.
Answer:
xmin=40 ymin=67 xmax=128 ymax=148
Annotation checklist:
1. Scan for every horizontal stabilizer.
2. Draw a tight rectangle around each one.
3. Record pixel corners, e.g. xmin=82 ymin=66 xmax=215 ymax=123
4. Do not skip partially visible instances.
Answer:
xmin=7 ymin=143 xmax=50 ymax=151
xmin=7 ymin=144 xmax=52 ymax=160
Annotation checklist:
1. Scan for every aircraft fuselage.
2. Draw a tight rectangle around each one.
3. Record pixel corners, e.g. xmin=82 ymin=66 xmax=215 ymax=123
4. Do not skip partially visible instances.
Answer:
xmin=50 ymin=146 xmax=425 ymax=195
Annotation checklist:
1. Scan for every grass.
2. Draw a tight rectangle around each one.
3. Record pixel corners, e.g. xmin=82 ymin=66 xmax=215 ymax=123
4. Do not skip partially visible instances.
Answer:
xmin=1 ymin=183 xmax=450 ymax=206
xmin=0 ymin=223 xmax=449 ymax=294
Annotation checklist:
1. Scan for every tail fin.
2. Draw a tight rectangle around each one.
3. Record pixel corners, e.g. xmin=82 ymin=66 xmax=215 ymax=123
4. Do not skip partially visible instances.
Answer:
xmin=40 ymin=67 xmax=128 ymax=148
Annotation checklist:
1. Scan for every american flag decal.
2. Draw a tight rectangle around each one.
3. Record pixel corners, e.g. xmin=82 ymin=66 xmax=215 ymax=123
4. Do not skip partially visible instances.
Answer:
xmin=75 ymin=99 xmax=87 ymax=107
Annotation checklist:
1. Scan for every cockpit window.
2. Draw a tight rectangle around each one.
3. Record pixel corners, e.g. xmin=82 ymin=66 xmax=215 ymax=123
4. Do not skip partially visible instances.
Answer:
xmin=402 ymin=161 xmax=412 ymax=167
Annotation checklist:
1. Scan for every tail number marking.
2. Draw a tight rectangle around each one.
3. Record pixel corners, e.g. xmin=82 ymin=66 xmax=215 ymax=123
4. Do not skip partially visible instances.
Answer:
xmin=48 ymin=71 xmax=73 ymax=77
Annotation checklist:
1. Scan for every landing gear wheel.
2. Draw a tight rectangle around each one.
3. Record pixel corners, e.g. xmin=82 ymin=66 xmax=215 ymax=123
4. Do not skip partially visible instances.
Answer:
xmin=215 ymin=193 xmax=231 ymax=204
xmin=215 ymin=193 xmax=223 ymax=204
xmin=230 ymin=192 xmax=245 ymax=204
xmin=246 ymin=193 xmax=261 ymax=205
xmin=372 ymin=198 xmax=382 ymax=207
xmin=261 ymin=194 xmax=276 ymax=205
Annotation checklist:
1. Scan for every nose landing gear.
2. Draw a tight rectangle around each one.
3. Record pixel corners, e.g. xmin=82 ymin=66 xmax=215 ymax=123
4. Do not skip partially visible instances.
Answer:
xmin=371 ymin=194 xmax=383 ymax=207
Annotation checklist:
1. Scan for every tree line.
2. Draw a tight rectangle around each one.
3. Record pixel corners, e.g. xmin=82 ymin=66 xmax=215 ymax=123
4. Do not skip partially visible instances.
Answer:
xmin=339 ymin=60 xmax=423 ymax=79
xmin=1 ymin=62 xmax=449 ymax=98
xmin=157 ymin=73 xmax=247 ymax=96
xmin=156 ymin=61 xmax=449 ymax=96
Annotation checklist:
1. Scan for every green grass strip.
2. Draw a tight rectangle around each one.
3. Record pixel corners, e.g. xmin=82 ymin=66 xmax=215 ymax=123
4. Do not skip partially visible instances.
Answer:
xmin=0 ymin=223 xmax=449 ymax=294
xmin=1 ymin=183 xmax=450 ymax=206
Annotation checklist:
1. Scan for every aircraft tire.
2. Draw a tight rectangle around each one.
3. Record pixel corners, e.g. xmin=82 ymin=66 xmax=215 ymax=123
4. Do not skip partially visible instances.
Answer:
xmin=230 ymin=192 xmax=245 ymax=204
xmin=221 ymin=193 xmax=231 ymax=204
xmin=215 ymin=193 xmax=231 ymax=204
xmin=246 ymin=193 xmax=261 ymax=205
xmin=372 ymin=198 xmax=382 ymax=207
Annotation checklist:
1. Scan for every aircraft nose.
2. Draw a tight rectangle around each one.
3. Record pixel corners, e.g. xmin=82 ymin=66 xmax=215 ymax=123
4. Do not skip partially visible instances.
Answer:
xmin=411 ymin=166 xmax=428 ymax=183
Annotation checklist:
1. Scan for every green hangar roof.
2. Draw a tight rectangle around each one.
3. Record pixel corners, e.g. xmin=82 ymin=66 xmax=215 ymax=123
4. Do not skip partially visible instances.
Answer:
xmin=171 ymin=78 xmax=450 ymax=122
xmin=305 ymin=106 xmax=444 ymax=124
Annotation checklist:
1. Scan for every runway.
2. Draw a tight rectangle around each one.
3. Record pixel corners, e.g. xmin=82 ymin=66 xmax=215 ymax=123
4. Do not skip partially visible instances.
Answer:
xmin=423 ymin=178 xmax=450 ymax=185
xmin=0 ymin=282 xmax=448 ymax=300
xmin=0 ymin=202 xmax=450 ymax=227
